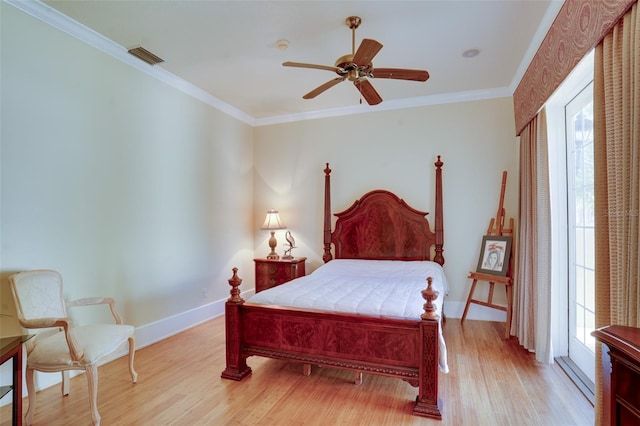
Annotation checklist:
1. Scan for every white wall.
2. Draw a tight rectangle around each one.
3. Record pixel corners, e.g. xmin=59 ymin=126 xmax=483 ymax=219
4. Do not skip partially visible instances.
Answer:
xmin=254 ymin=98 xmax=520 ymax=317
xmin=0 ymin=2 xmax=254 ymax=393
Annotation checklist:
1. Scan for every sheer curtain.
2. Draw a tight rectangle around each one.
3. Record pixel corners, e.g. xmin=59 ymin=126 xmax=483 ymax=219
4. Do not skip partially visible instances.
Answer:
xmin=593 ymin=3 xmax=640 ymax=424
xmin=512 ymin=108 xmax=553 ymax=363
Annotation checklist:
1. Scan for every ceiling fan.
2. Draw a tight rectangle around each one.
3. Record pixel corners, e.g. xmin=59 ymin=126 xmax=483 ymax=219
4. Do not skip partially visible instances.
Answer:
xmin=283 ymin=16 xmax=430 ymax=106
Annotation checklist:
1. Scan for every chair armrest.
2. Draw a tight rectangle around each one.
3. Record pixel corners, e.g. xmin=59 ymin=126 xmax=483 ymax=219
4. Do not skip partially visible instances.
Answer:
xmin=19 ymin=317 xmax=84 ymax=361
xmin=19 ymin=317 xmax=72 ymax=330
xmin=67 ymin=297 xmax=124 ymax=325
xmin=67 ymin=297 xmax=113 ymax=307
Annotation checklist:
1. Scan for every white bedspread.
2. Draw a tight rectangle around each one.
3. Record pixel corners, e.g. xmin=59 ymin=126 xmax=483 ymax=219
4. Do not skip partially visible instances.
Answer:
xmin=247 ymin=259 xmax=449 ymax=373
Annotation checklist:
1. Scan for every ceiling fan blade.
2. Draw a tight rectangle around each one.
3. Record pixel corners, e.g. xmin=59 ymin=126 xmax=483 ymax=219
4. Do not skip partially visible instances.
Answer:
xmin=354 ymin=79 xmax=382 ymax=105
xmin=283 ymin=61 xmax=341 ymax=73
xmin=372 ymin=68 xmax=430 ymax=82
xmin=303 ymin=77 xmax=346 ymax=99
xmin=352 ymin=39 xmax=383 ymax=66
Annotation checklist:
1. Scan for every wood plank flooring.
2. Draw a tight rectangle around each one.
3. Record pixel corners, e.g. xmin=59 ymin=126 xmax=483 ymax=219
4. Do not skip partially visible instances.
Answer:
xmin=0 ymin=317 xmax=594 ymax=425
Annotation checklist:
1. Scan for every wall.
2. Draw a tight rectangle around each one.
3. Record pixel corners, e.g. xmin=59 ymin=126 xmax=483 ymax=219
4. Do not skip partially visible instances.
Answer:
xmin=254 ymin=98 xmax=520 ymax=316
xmin=1 ymin=2 xmax=253 ymax=392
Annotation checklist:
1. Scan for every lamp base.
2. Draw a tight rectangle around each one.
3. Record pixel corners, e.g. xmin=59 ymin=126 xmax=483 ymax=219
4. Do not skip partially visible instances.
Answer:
xmin=266 ymin=231 xmax=279 ymax=259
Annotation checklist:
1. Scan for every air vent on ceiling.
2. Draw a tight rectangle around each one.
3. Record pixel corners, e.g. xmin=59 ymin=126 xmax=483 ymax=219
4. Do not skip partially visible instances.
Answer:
xmin=127 ymin=47 xmax=164 ymax=65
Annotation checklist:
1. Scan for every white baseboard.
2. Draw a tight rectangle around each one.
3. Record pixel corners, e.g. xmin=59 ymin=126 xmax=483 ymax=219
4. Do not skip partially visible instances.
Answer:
xmin=444 ymin=300 xmax=507 ymax=322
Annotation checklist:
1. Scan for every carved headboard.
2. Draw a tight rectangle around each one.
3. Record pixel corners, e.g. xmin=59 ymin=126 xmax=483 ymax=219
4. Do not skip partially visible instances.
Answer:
xmin=322 ymin=157 xmax=444 ymax=265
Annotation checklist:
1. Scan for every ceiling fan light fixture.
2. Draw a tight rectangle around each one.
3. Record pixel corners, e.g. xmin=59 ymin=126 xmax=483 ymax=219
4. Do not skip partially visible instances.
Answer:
xmin=347 ymin=69 xmax=360 ymax=81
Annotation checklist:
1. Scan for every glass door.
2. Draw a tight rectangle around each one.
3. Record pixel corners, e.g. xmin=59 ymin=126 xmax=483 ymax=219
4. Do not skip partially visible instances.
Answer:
xmin=565 ymin=82 xmax=595 ymax=382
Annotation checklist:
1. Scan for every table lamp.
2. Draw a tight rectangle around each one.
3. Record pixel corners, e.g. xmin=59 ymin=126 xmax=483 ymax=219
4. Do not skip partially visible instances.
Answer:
xmin=261 ymin=209 xmax=286 ymax=259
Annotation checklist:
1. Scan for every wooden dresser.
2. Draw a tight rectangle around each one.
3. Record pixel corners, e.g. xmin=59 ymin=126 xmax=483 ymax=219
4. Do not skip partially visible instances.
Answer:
xmin=254 ymin=257 xmax=306 ymax=293
xmin=592 ymin=325 xmax=640 ymax=425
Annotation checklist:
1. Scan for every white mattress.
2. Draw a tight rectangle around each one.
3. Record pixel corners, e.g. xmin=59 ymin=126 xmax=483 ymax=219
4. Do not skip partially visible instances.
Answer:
xmin=247 ymin=259 xmax=449 ymax=373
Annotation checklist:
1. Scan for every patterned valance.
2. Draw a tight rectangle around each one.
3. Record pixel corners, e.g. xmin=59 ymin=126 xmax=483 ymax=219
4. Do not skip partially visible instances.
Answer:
xmin=513 ymin=0 xmax=637 ymax=135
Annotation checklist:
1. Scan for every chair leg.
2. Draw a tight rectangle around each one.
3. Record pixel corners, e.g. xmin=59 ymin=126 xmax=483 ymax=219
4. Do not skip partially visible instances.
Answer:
xmin=128 ymin=336 xmax=138 ymax=383
xmin=86 ymin=365 xmax=101 ymax=426
xmin=62 ymin=370 xmax=70 ymax=396
xmin=25 ymin=368 xmax=36 ymax=426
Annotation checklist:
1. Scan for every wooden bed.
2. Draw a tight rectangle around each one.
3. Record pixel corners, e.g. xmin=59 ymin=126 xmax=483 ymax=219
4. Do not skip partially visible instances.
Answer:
xmin=221 ymin=156 xmax=445 ymax=419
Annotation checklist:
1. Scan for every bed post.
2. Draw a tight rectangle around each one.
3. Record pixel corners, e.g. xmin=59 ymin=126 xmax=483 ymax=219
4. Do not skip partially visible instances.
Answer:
xmin=433 ymin=156 xmax=445 ymax=265
xmin=413 ymin=277 xmax=442 ymax=418
xmin=221 ymin=268 xmax=252 ymax=381
xmin=323 ymin=163 xmax=333 ymax=263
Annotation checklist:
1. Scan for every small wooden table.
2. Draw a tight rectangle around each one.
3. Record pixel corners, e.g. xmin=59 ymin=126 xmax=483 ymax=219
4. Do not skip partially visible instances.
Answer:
xmin=1 ymin=335 xmax=31 ymax=426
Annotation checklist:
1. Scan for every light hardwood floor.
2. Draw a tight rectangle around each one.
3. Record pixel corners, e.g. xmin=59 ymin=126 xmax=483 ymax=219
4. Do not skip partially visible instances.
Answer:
xmin=1 ymin=317 xmax=594 ymax=425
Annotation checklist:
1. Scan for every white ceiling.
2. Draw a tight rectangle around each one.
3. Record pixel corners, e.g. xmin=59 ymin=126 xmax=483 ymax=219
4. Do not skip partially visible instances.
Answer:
xmin=30 ymin=0 xmax=563 ymax=125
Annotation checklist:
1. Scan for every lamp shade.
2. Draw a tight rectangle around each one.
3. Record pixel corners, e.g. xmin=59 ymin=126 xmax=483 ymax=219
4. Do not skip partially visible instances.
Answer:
xmin=261 ymin=209 xmax=286 ymax=230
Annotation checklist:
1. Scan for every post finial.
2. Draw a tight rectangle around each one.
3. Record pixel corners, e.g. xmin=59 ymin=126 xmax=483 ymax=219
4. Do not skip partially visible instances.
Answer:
xmin=227 ymin=267 xmax=244 ymax=303
xmin=421 ymin=276 xmax=439 ymax=320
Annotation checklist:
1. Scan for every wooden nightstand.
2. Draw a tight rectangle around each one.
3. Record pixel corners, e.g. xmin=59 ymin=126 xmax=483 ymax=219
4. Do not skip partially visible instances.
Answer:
xmin=254 ymin=257 xmax=306 ymax=293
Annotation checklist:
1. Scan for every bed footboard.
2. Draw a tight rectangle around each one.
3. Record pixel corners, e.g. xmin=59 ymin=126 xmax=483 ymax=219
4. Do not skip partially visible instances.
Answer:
xmin=221 ymin=269 xmax=442 ymax=419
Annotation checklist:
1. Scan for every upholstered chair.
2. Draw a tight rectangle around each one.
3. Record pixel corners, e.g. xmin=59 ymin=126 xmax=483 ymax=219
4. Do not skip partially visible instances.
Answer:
xmin=9 ymin=270 xmax=137 ymax=426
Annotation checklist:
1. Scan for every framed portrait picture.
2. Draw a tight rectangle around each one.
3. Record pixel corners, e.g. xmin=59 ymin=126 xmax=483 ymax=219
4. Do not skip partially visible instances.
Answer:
xmin=476 ymin=235 xmax=512 ymax=276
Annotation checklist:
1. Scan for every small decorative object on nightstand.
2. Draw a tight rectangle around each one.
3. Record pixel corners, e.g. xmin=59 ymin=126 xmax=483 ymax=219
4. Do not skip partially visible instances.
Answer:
xmin=254 ymin=257 xmax=306 ymax=293
xmin=282 ymin=231 xmax=296 ymax=260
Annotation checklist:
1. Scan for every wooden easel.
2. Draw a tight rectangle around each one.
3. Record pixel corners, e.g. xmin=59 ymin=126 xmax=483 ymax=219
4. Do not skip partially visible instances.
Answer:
xmin=461 ymin=171 xmax=514 ymax=339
